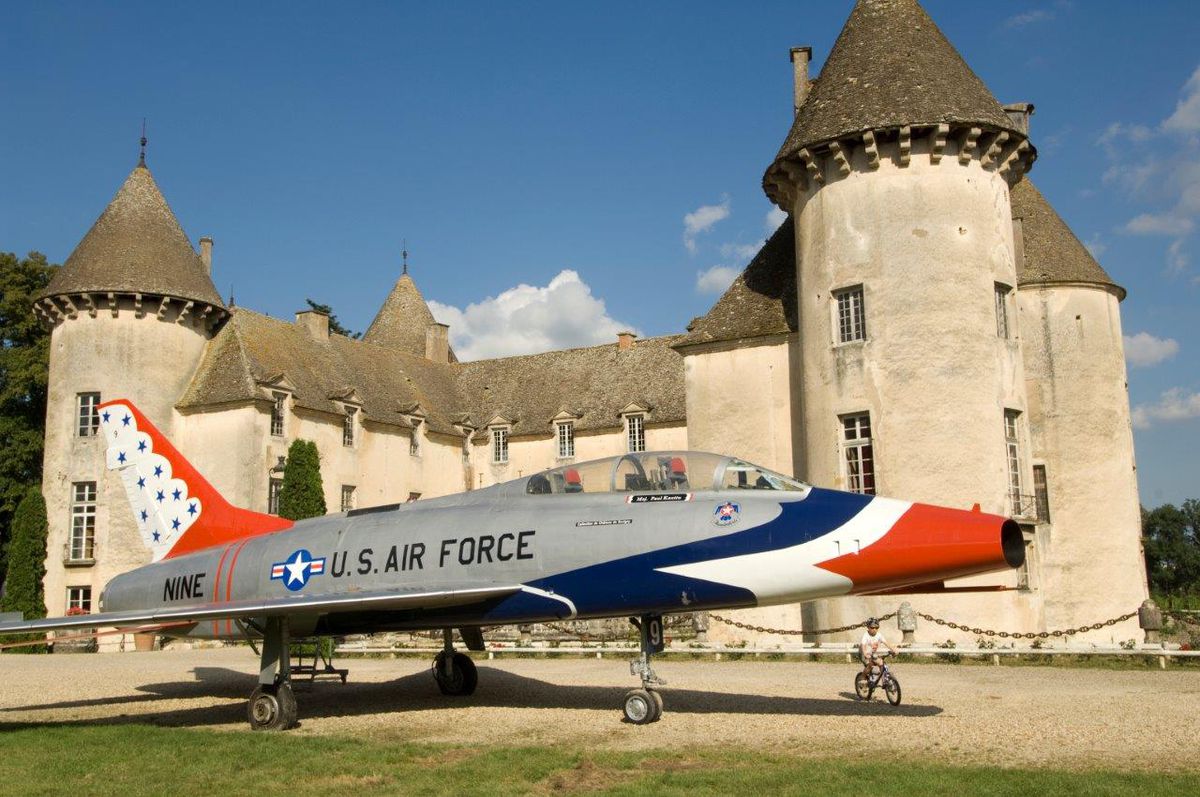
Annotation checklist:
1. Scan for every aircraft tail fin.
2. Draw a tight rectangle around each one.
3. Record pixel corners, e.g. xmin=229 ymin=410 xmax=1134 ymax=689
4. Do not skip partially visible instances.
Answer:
xmin=99 ymin=399 xmax=293 ymax=561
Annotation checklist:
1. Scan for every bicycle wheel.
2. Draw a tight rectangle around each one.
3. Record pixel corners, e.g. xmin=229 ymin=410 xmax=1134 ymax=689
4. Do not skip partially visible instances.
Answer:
xmin=854 ymin=671 xmax=870 ymax=700
xmin=884 ymin=674 xmax=901 ymax=706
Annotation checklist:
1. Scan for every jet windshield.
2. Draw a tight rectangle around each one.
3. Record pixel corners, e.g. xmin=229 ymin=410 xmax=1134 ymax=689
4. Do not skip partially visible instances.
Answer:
xmin=524 ymin=452 xmax=809 ymax=496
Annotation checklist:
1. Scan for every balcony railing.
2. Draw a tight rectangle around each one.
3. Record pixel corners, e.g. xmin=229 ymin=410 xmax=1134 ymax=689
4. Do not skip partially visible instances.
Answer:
xmin=1009 ymin=493 xmax=1046 ymax=522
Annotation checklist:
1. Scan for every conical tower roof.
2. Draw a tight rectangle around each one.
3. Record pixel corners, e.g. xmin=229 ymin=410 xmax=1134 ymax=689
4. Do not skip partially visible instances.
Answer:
xmin=1011 ymin=178 xmax=1123 ymax=299
xmin=363 ymin=273 xmax=439 ymax=354
xmin=38 ymin=162 xmax=226 ymax=309
xmin=771 ymin=0 xmax=1022 ymax=166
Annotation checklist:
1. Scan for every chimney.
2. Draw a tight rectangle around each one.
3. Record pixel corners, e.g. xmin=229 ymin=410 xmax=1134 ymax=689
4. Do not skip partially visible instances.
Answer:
xmin=617 ymin=331 xmax=636 ymax=350
xmin=425 ymin=322 xmax=450 ymax=363
xmin=1003 ymin=102 xmax=1035 ymax=135
xmin=295 ymin=309 xmax=329 ymax=338
xmin=790 ymin=46 xmax=812 ymax=116
xmin=199 ymin=236 xmax=213 ymax=273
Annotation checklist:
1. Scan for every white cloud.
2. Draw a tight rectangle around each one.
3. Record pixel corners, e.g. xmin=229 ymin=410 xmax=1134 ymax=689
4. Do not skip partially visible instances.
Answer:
xmin=766 ymin=206 xmax=788 ymax=231
xmin=428 ymin=269 xmax=638 ymax=361
xmin=1003 ymin=8 xmax=1051 ymax=29
xmin=719 ymin=241 xmax=763 ymax=261
xmin=1123 ymin=332 xmax=1180 ymax=367
xmin=1132 ymin=387 xmax=1200 ymax=429
xmin=1084 ymin=235 xmax=1106 ymax=257
xmin=683 ymin=197 xmax=731 ymax=253
xmin=1123 ymin=213 xmax=1194 ymax=236
xmin=1167 ymin=239 xmax=1189 ymax=273
xmin=1163 ymin=65 xmax=1200 ymax=135
xmin=695 ymin=265 xmax=740 ymax=294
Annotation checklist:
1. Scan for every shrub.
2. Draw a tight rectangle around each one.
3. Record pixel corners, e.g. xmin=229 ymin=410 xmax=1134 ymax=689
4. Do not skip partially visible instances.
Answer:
xmin=278 ymin=440 xmax=326 ymax=520
xmin=0 ymin=487 xmax=49 ymax=653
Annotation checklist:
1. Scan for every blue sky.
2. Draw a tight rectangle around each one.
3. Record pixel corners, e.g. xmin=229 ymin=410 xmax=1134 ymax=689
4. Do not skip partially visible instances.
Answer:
xmin=2 ymin=1 xmax=1197 ymax=506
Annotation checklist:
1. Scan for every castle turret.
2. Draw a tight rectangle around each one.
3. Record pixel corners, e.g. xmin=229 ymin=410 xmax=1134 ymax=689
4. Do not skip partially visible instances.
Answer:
xmin=1012 ymin=178 xmax=1147 ymax=638
xmin=35 ymin=156 xmax=227 ymax=625
xmin=765 ymin=0 xmax=1041 ymax=637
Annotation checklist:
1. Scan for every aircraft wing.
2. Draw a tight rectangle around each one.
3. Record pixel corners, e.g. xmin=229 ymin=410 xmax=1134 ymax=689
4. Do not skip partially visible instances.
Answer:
xmin=0 ymin=584 xmax=522 ymax=636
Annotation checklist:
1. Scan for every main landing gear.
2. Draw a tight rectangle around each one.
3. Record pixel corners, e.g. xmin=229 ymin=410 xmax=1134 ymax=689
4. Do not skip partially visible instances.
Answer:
xmin=432 ymin=628 xmax=478 ymax=696
xmin=624 ymin=613 xmax=666 ymax=724
xmin=249 ymin=616 xmax=298 ymax=731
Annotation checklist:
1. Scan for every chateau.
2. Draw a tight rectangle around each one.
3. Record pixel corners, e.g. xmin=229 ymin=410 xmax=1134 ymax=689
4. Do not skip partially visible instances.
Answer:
xmin=36 ymin=0 xmax=1147 ymax=648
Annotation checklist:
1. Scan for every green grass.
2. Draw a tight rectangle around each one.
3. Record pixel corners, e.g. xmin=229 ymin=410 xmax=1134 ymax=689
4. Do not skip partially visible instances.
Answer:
xmin=1 ymin=726 xmax=1196 ymax=796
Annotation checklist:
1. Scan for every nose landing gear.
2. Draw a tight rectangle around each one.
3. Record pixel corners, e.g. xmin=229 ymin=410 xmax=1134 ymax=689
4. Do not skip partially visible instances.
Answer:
xmin=624 ymin=614 xmax=666 ymax=724
xmin=248 ymin=616 xmax=298 ymax=731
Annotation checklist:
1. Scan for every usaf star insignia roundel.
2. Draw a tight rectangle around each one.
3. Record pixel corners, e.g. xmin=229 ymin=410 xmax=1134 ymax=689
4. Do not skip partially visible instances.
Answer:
xmin=270 ymin=549 xmax=327 ymax=591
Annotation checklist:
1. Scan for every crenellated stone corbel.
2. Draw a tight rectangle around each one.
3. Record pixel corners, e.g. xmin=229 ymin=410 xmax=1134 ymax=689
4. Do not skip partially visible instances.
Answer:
xmin=82 ymin=293 xmax=98 ymax=318
xmin=798 ymin=148 xmax=824 ymax=184
xmin=828 ymin=141 xmax=851 ymax=177
xmin=998 ymin=139 xmax=1032 ymax=180
xmin=931 ymin=124 xmax=949 ymax=164
xmin=862 ymin=131 xmax=880 ymax=170
xmin=898 ymin=126 xmax=912 ymax=166
xmin=40 ymin=298 xmax=62 ymax=323
xmin=177 ymin=300 xmax=194 ymax=324
xmin=781 ymin=160 xmax=808 ymax=192
xmin=107 ymin=292 xmax=118 ymax=318
xmin=134 ymin=293 xmax=145 ymax=318
xmin=156 ymin=296 xmax=172 ymax=321
xmin=982 ymin=131 xmax=1010 ymax=170
xmin=958 ymin=127 xmax=982 ymax=165
xmin=60 ymin=295 xmax=79 ymax=320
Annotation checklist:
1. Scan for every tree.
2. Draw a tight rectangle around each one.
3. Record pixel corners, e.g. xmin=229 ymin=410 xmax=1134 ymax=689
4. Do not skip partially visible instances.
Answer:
xmin=0 ymin=486 xmax=49 ymax=653
xmin=0 ymin=252 xmax=57 ymax=587
xmin=1142 ymin=499 xmax=1200 ymax=600
xmin=305 ymin=299 xmax=360 ymax=339
xmin=278 ymin=440 xmax=327 ymax=520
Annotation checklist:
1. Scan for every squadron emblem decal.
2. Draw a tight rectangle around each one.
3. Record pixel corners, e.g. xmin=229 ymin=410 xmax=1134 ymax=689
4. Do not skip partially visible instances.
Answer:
xmin=270 ymin=549 xmax=326 ymax=591
xmin=713 ymin=501 xmax=740 ymax=526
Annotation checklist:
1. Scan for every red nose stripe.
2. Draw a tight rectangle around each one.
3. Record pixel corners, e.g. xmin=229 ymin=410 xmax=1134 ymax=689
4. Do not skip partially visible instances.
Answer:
xmin=817 ymin=503 xmax=1013 ymax=593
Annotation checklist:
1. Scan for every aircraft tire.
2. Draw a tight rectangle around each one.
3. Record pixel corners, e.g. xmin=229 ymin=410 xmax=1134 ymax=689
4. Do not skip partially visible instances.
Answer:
xmin=433 ymin=651 xmax=478 ymax=696
xmin=622 ymin=688 xmax=661 ymax=724
xmin=649 ymin=689 xmax=664 ymax=718
xmin=248 ymin=683 xmax=297 ymax=731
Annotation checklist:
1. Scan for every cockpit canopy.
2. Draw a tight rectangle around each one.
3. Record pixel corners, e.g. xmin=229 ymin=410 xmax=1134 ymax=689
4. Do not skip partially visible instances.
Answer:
xmin=524 ymin=451 xmax=810 ymax=496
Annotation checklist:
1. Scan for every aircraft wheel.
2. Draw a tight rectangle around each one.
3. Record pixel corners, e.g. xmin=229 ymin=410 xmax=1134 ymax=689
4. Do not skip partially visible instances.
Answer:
xmin=622 ymin=688 xmax=661 ymax=724
xmin=433 ymin=651 xmax=478 ymax=696
xmin=854 ymin=672 xmax=870 ymax=700
xmin=248 ymin=683 xmax=297 ymax=731
xmin=649 ymin=689 xmax=664 ymax=717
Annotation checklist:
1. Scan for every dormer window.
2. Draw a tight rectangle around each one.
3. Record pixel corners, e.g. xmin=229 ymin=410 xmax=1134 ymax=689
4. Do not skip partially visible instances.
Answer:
xmin=491 ymin=427 xmax=509 ymax=464
xmin=626 ymin=414 xmax=645 ymax=453
xmin=556 ymin=421 xmax=575 ymax=459
xmin=270 ymin=392 xmax=287 ymax=437
xmin=342 ymin=407 xmax=357 ymax=447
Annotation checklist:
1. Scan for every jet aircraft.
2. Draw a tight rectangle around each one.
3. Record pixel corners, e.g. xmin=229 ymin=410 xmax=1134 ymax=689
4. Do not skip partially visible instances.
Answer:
xmin=0 ymin=399 xmax=1023 ymax=729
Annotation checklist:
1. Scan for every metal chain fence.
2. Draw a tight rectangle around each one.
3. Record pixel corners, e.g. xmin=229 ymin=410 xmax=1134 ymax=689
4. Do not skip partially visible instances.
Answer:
xmin=916 ymin=610 xmax=1138 ymax=639
xmin=708 ymin=611 xmax=898 ymax=637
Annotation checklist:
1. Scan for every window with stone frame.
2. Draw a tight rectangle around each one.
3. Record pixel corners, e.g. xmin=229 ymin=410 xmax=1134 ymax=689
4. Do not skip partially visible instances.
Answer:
xmin=67 ymin=585 xmax=92 ymax=613
xmin=341 ymin=485 xmax=356 ymax=512
xmin=626 ymin=414 xmax=645 ymax=453
xmin=410 ymin=419 xmax=422 ymax=457
xmin=556 ymin=421 xmax=575 ymax=459
xmin=1033 ymin=464 xmax=1050 ymax=523
xmin=1005 ymin=410 xmax=1023 ymax=515
xmin=268 ymin=477 xmax=283 ymax=515
xmin=841 ymin=413 xmax=875 ymax=495
xmin=76 ymin=392 xmax=101 ymax=437
xmin=270 ymin=392 xmax=287 ymax=437
xmin=69 ymin=481 xmax=97 ymax=562
xmin=342 ymin=407 xmax=357 ymax=447
xmin=491 ymin=427 xmax=509 ymax=464
xmin=995 ymin=282 xmax=1013 ymax=339
xmin=834 ymin=285 xmax=867 ymax=344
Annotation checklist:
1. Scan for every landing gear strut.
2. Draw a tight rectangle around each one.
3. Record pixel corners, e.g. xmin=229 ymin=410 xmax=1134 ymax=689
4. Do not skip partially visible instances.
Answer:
xmin=624 ymin=613 xmax=665 ymax=724
xmin=432 ymin=628 xmax=478 ymax=696
xmin=248 ymin=616 xmax=298 ymax=731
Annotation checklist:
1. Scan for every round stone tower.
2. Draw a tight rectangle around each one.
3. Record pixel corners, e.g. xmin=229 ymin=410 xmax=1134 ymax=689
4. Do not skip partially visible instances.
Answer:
xmin=762 ymin=0 xmax=1041 ymax=636
xmin=34 ymin=155 xmax=227 ymax=623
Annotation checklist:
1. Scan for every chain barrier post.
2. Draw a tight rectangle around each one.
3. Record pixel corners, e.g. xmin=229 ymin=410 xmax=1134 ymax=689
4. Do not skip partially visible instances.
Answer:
xmin=692 ymin=612 xmax=709 ymax=644
xmin=897 ymin=601 xmax=917 ymax=645
xmin=1138 ymin=599 xmax=1162 ymax=646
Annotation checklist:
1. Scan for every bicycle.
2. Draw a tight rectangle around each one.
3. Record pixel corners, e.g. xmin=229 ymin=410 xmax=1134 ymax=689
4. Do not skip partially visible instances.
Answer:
xmin=854 ymin=653 xmax=902 ymax=706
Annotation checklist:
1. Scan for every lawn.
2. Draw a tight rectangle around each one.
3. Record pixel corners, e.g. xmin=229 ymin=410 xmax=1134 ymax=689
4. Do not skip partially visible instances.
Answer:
xmin=2 ymin=725 xmax=1196 ymax=796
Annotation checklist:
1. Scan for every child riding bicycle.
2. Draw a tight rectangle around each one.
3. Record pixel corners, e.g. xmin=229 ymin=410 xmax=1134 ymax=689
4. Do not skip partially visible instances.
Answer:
xmin=860 ymin=617 xmax=896 ymax=679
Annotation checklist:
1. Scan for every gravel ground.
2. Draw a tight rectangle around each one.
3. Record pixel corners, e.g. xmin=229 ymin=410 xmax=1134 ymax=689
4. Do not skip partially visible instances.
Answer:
xmin=1 ymin=647 xmax=1195 ymax=771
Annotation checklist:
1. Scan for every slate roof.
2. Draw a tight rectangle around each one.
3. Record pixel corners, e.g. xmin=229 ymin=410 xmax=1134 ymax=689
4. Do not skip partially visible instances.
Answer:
xmin=456 ymin=336 xmax=687 ymax=437
xmin=676 ymin=217 xmax=797 ymax=347
xmin=770 ymin=0 xmax=1021 ymax=168
xmin=363 ymin=273 xmax=457 ymax=361
xmin=179 ymin=308 xmax=462 ymax=434
xmin=1011 ymin=178 xmax=1123 ymax=298
xmin=181 ymin=308 xmax=685 ymax=439
xmin=37 ymin=163 xmax=226 ymax=309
